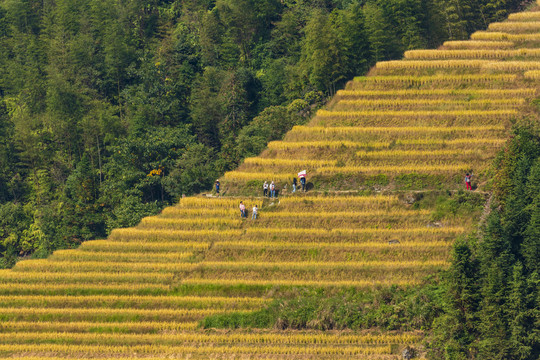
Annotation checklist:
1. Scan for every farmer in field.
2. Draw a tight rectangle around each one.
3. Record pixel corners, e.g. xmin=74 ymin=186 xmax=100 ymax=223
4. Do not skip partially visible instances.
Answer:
xmin=239 ymin=201 xmax=247 ymax=218
xmin=292 ymin=177 xmax=297 ymax=193
xmin=270 ymin=181 xmax=276 ymax=198
xmin=465 ymin=173 xmax=473 ymax=190
xmin=252 ymin=205 xmax=258 ymax=220
xmin=215 ymin=179 xmax=220 ymax=195
xmin=263 ymin=181 xmax=269 ymax=197
xmin=298 ymin=170 xmax=307 ymax=192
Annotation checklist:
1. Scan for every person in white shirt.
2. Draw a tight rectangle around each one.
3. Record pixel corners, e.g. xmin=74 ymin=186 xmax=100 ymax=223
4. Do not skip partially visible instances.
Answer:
xmin=252 ymin=205 xmax=258 ymax=220
xmin=263 ymin=181 xmax=268 ymax=197
xmin=270 ymin=181 xmax=276 ymax=198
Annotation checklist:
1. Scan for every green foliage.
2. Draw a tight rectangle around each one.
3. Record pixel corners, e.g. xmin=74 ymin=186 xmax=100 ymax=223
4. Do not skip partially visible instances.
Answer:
xmin=163 ymin=143 xmax=218 ymax=200
xmin=0 ymin=202 xmax=31 ymax=267
xmin=431 ymin=191 xmax=486 ymax=221
xmin=201 ymin=284 xmax=446 ymax=331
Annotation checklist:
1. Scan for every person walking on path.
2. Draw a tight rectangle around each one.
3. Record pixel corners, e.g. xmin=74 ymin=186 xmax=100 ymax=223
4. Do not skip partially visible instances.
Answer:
xmin=300 ymin=176 xmax=306 ymax=192
xmin=270 ymin=181 xmax=276 ymax=198
xmin=292 ymin=178 xmax=297 ymax=193
xmin=465 ymin=173 xmax=473 ymax=190
xmin=263 ymin=181 xmax=269 ymax=197
xmin=239 ymin=201 xmax=246 ymax=218
xmin=252 ymin=205 xmax=258 ymax=220
xmin=215 ymin=179 xmax=220 ymax=195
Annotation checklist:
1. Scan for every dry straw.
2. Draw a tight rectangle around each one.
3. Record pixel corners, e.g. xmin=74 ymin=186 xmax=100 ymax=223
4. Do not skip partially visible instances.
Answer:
xmin=337 ymin=88 xmax=535 ymax=98
xmin=376 ymin=59 xmax=489 ymax=69
xmin=405 ymin=48 xmax=540 ymax=59
xmin=316 ymin=109 xmax=517 ymax=118
xmin=471 ymin=31 xmax=540 ymax=41
xmin=0 ymin=320 xmax=199 ymax=333
xmin=1 ymin=331 xmax=421 ymax=346
xmin=442 ymin=40 xmax=515 ymax=48
xmin=489 ymin=21 xmax=540 ymax=32
xmin=0 ymin=344 xmax=394 ymax=356
xmin=353 ymin=73 xmax=517 ymax=83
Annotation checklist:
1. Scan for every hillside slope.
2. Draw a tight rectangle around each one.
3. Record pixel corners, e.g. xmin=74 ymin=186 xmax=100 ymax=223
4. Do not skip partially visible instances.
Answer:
xmin=0 ymin=3 xmax=539 ymax=359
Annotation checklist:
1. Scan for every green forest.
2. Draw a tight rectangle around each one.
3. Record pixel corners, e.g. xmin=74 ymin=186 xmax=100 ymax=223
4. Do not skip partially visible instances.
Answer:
xmin=0 ymin=0 xmax=526 ymax=265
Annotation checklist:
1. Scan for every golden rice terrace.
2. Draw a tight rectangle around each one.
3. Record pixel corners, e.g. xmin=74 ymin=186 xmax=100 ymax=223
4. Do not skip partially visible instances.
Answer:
xmin=1 ymin=3 xmax=540 ymax=360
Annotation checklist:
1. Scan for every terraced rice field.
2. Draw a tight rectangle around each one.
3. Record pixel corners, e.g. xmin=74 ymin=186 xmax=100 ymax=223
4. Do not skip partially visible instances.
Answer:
xmin=2 ymin=3 xmax=540 ymax=359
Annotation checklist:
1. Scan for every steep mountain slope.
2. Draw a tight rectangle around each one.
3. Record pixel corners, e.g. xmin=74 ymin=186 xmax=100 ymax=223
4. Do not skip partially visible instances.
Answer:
xmin=0 ymin=3 xmax=539 ymax=359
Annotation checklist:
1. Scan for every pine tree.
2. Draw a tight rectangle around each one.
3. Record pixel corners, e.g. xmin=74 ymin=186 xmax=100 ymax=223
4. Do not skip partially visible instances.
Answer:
xmin=363 ymin=2 xmax=398 ymax=61
xmin=507 ymin=262 xmax=535 ymax=360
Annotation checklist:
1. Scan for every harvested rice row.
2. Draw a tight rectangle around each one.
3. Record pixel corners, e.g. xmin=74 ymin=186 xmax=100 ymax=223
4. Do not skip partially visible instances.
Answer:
xmin=0 ymin=270 xmax=176 ymax=283
xmin=79 ymin=240 xmax=210 ymax=253
xmin=525 ymin=69 xmax=540 ymax=79
xmin=10 ymin=261 xmax=196 ymax=274
xmin=0 ymin=295 xmax=267 ymax=310
xmin=205 ymin=248 xmax=450 ymax=263
xmin=483 ymin=61 xmax=540 ymax=71
xmin=275 ymin=195 xmax=398 ymax=205
xmin=178 ymin=197 xmax=254 ymax=208
xmin=0 ymin=308 xmax=225 ymax=322
xmin=335 ymin=98 xmax=525 ymax=109
xmin=489 ymin=21 xmax=540 ymax=32
xmin=0 ymin=344 xmax=394 ymax=356
xmin=352 ymin=74 xmax=517 ymax=84
xmin=180 ymin=278 xmax=421 ymax=288
xmin=260 ymin=210 xmax=431 ymax=219
xmin=0 ymin=283 xmax=171 ymax=296
xmin=160 ymin=207 xmax=237 ymax=217
xmin=336 ymin=88 xmax=535 ymax=98
xmin=0 ymin=321 xmax=199 ymax=333
xmin=109 ymin=228 xmax=242 ymax=242
xmin=240 ymin=161 xmax=484 ymax=174
xmin=404 ymin=48 xmax=540 ymax=59
xmin=182 ymin=268 xmax=440 ymax=282
xmin=137 ymin=217 xmax=242 ymax=230
xmin=0 ymin=356 xmax=403 ymax=360
xmin=354 ymin=149 xmax=488 ymax=159
xmin=290 ymin=125 xmax=506 ymax=134
xmin=243 ymin=158 xmax=337 ymax=167
xmin=442 ymin=40 xmax=515 ymax=48
xmin=317 ymin=109 xmax=517 ymax=118
xmin=49 ymin=250 xmax=193 ymax=263
xmin=508 ymin=12 xmax=540 ymax=21
xmin=375 ymin=59 xmax=489 ymax=70
xmin=0 ymin=331 xmax=420 ymax=346
xmin=267 ymin=139 xmax=506 ymax=151
xmin=245 ymin=227 xmax=465 ymax=236
xmin=316 ymin=164 xmax=470 ymax=174
xmin=471 ymin=31 xmax=540 ymax=41
xmin=212 ymin=240 xmax=451 ymax=250
xmin=196 ymin=260 xmax=448 ymax=270
xmin=314 ymin=115 xmax=515 ymax=127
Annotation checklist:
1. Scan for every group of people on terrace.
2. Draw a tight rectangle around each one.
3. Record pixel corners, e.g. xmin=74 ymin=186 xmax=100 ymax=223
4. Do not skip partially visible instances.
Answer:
xmin=215 ymin=171 xmax=309 ymax=220
xmin=262 ymin=173 xmax=307 ymax=199
xmin=219 ymin=171 xmax=474 ymax=221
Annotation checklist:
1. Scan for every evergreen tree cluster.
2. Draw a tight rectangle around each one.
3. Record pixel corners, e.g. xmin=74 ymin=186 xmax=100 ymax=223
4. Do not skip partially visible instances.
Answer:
xmin=0 ymin=0 xmax=526 ymax=265
xmin=431 ymin=127 xmax=540 ymax=360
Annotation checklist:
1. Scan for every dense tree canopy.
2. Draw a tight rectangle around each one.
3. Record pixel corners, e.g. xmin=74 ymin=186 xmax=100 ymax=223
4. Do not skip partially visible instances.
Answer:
xmin=0 ymin=0 xmax=527 ymax=265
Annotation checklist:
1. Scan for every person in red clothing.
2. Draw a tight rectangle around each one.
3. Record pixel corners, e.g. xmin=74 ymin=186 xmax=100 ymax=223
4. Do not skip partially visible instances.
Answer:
xmin=465 ymin=173 xmax=473 ymax=190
